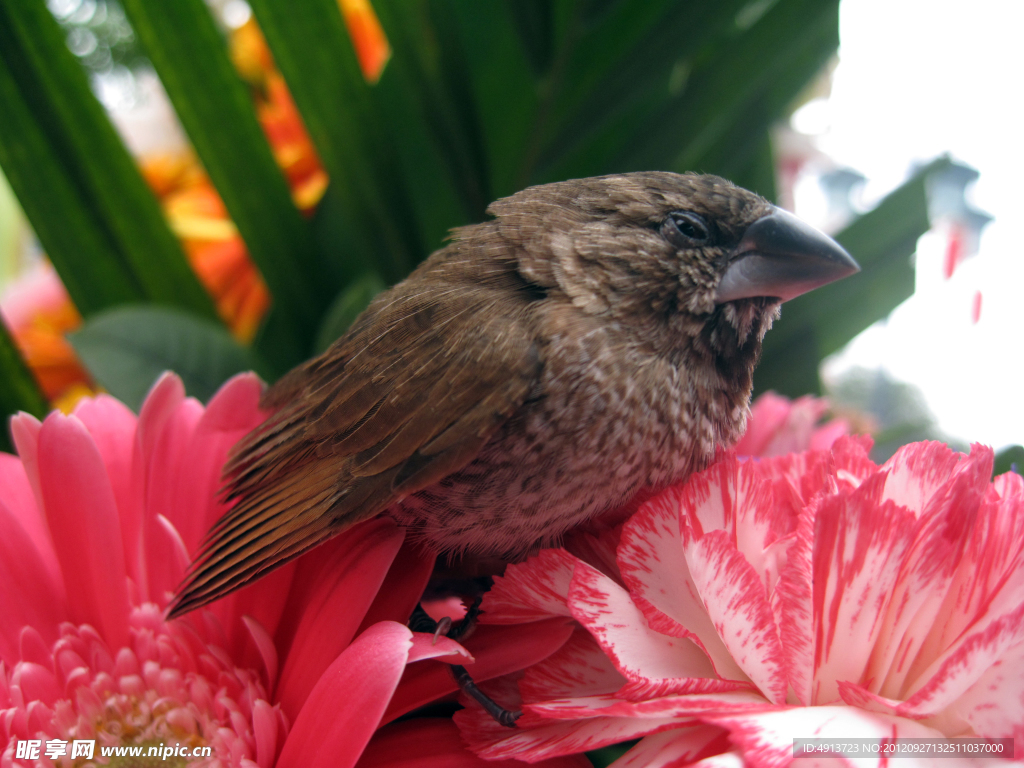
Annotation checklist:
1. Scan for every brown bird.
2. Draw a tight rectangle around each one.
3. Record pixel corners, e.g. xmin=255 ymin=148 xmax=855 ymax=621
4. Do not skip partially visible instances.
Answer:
xmin=167 ymin=171 xmax=857 ymax=618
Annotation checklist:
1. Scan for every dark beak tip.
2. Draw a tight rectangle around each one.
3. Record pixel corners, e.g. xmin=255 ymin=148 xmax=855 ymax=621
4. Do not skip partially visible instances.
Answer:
xmin=715 ymin=207 xmax=860 ymax=304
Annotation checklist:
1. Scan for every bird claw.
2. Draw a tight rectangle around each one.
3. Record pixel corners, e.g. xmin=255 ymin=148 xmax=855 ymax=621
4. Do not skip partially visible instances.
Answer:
xmin=432 ymin=616 xmax=452 ymax=645
xmin=410 ymin=598 xmax=517 ymax=727
xmin=451 ymin=664 xmax=521 ymax=729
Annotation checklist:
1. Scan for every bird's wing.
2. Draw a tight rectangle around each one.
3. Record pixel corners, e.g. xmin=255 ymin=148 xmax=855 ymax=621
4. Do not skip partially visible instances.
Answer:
xmin=167 ymin=285 xmax=543 ymax=617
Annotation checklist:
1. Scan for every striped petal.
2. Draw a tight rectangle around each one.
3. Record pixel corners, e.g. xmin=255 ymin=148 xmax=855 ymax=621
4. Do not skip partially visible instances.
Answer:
xmin=519 ymin=627 xmax=625 ymax=702
xmin=481 ymin=548 xmax=579 ymax=624
xmin=866 ymin=445 xmax=993 ymax=698
xmin=706 ymin=705 xmax=946 ymax=768
xmin=608 ymin=725 xmax=731 ymax=768
xmin=456 ymin=674 xmax=696 ymax=762
xmin=947 ymin=639 xmax=1024 ymax=753
xmin=568 ymin=560 xmax=744 ymax=699
xmin=618 ymin=488 xmax=747 ymax=683
xmin=681 ymin=530 xmax=787 ymax=704
xmin=358 ymin=718 xmax=591 ymax=768
xmin=809 ymin=474 xmax=918 ymax=704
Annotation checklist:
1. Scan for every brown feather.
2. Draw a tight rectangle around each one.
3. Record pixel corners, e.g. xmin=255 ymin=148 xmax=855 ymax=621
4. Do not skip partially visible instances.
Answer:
xmin=166 ymin=269 xmax=543 ymax=617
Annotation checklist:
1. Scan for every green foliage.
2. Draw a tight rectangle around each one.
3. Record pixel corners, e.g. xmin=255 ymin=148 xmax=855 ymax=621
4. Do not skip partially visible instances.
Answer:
xmin=69 ymin=306 xmax=265 ymax=412
xmin=587 ymin=740 xmax=638 ymax=767
xmin=995 ymin=445 xmax=1024 ymax=478
xmin=0 ymin=1 xmax=216 ymax=319
xmin=0 ymin=0 xmax=943 ymax=425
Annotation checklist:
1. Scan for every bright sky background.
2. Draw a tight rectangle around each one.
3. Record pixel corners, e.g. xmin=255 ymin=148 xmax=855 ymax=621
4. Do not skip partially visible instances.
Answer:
xmin=793 ymin=0 xmax=1024 ymax=451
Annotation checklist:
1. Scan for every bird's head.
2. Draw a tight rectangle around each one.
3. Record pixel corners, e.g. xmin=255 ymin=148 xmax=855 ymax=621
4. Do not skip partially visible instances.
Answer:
xmin=489 ymin=171 xmax=858 ymax=381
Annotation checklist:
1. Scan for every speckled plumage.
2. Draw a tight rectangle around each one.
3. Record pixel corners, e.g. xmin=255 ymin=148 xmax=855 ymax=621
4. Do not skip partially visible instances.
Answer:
xmin=169 ymin=172 xmax=788 ymax=616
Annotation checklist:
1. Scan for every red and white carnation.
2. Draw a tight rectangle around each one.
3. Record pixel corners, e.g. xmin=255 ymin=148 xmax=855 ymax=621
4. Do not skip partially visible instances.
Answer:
xmin=458 ymin=437 xmax=1024 ymax=767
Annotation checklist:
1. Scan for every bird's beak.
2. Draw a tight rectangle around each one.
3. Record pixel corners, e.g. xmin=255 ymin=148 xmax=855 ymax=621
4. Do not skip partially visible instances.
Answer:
xmin=715 ymin=207 xmax=860 ymax=303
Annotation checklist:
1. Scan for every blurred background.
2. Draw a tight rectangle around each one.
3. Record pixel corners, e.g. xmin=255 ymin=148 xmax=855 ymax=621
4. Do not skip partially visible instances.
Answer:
xmin=0 ymin=0 xmax=1020 ymax=468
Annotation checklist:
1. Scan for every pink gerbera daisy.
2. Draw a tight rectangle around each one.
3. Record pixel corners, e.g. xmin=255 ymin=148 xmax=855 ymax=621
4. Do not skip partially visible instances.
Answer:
xmin=0 ymin=373 xmax=585 ymax=768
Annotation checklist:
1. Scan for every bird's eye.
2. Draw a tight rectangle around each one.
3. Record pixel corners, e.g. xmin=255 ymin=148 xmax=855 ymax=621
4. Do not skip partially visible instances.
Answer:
xmin=662 ymin=211 xmax=711 ymax=248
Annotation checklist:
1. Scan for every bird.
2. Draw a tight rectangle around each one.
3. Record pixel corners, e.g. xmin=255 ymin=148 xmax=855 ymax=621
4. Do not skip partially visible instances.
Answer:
xmin=167 ymin=171 xmax=858 ymax=619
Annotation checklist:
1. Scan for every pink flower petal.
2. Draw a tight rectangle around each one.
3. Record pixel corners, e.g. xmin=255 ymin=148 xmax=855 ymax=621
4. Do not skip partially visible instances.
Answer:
xmin=407 ymin=632 xmax=474 ymax=665
xmin=879 ymin=441 xmax=967 ymax=515
xmin=809 ymin=418 xmax=850 ymax=452
xmin=809 ymin=474 xmax=919 ymax=705
xmin=174 ymin=373 xmax=266 ymax=550
xmin=359 ymin=717 xmax=591 ymax=768
xmin=242 ymin=615 xmax=279 ymax=690
xmin=198 ymin=372 xmax=266 ymax=432
xmin=734 ymin=392 xmax=794 ymax=457
xmin=524 ymin=690 xmax=770 ymax=722
xmin=682 ymin=531 xmax=787 ymax=704
xmin=276 ymin=621 xmax=414 ymax=768
xmin=383 ymin=618 xmax=574 ymax=725
xmin=251 ymin=698 xmax=280 ymax=768
xmin=72 ymin=395 xmax=142 ymax=583
xmin=947 ymin=639 xmax=1024 ymax=754
xmin=865 ymin=445 xmax=993 ymax=700
xmin=861 ymin=602 xmax=1024 ymax=719
xmin=774 ymin=500 xmax=815 ymax=706
xmin=274 ymin=518 xmax=405 ymax=721
xmin=706 ymin=705 xmax=945 ymax=768
xmin=135 ymin=373 xmax=186 ymax=460
xmin=0 ymin=499 xmax=67 ymax=664
xmin=569 ymin=560 xmax=742 ymax=699
xmin=609 ymin=725 xmax=731 ymax=768
xmin=456 ymin=673 xmax=695 ymax=762
xmin=355 ymin=538 xmax=435 ymax=635
xmin=685 ymin=753 xmax=745 ymax=768
xmin=0 ymin=449 xmax=59 ymax=584
xmin=618 ymin=488 xmax=746 ymax=683
xmin=519 ymin=628 xmax=626 ymax=702
xmin=9 ymin=412 xmax=43 ymax=512
xmin=481 ymin=549 xmax=579 ymax=624
xmin=140 ymin=394 xmax=203 ymax=603
xmin=153 ymin=514 xmax=191 ymax=579
xmin=37 ymin=412 xmax=130 ymax=648
xmin=215 ymin=561 xmax=297 ymax=670
xmin=898 ymin=458 xmax=1024 ymax=698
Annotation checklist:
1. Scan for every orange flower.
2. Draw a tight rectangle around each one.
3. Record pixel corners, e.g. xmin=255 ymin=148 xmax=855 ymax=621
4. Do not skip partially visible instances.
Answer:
xmin=340 ymin=0 xmax=391 ymax=83
xmin=142 ymin=154 xmax=271 ymax=343
xmin=0 ymin=263 xmax=96 ymax=412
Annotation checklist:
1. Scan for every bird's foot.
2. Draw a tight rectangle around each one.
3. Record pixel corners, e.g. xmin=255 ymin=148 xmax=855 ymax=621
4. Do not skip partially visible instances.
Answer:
xmin=408 ymin=598 xmax=521 ymax=728
xmin=451 ymin=664 xmax=521 ymax=727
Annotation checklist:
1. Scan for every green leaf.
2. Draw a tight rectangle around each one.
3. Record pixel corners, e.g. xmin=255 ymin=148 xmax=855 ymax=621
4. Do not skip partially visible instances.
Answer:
xmin=444 ymin=1 xmax=540 ymax=197
xmin=631 ymin=0 xmax=839 ymax=174
xmin=248 ymin=0 xmax=422 ymax=283
xmin=587 ymin=740 xmax=639 ymax=768
xmin=314 ymin=272 xmax=386 ymax=354
xmin=122 ymin=0 xmax=330 ymax=359
xmin=0 ymin=320 xmax=48 ymax=452
xmin=69 ymin=306 xmax=264 ymax=412
xmin=532 ymin=0 xmax=750 ymax=183
xmin=372 ymin=0 xmax=492 ymax=226
xmin=755 ymin=157 xmax=952 ymax=396
xmin=0 ymin=2 xmax=216 ymax=319
xmin=994 ymin=445 xmax=1024 ymax=478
